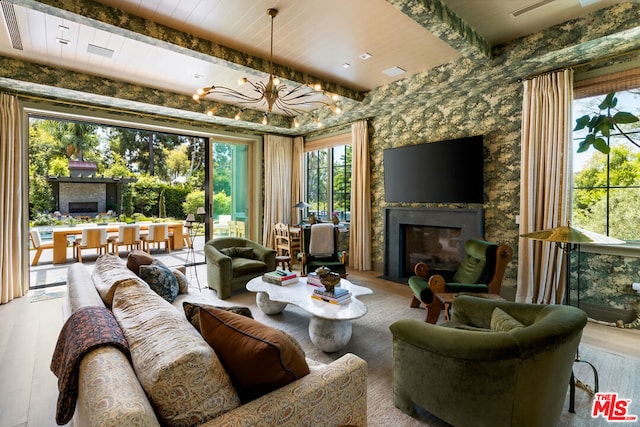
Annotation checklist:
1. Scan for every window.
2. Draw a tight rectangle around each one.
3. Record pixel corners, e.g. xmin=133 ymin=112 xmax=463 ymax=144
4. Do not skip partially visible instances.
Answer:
xmin=572 ymin=86 xmax=640 ymax=241
xmin=305 ymin=134 xmax=351 ymax=223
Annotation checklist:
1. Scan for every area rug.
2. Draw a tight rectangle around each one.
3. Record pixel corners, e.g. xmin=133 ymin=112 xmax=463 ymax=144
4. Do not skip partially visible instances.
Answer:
xmin=220 ymin=284 xmax=640 ymax=427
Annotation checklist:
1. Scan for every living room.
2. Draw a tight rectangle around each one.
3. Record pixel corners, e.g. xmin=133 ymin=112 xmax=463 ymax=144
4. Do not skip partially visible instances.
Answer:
xmin=1 ymin=1 xmax=640 ymax=426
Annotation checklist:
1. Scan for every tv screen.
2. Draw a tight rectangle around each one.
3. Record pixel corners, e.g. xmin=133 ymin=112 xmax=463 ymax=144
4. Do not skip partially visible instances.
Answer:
xmin=383 ymin=135 xmax=484 ymax=203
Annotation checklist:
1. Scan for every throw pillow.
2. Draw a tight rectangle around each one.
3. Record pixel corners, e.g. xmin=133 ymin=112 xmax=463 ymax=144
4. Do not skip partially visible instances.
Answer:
xmin=126 ymin=250 xmax=154 ymax=275
xmin=199 ymin=307 xmax=310 ymax=403
xmin=171 ymin=268 xmax=190 ymax=294
xmin=183 ymin=301 xmax=253 ymax=332
xmin=219 ymin=247 xmax=256 ymax=259
xmin=490 ymin=307 xmax=525 ymax=332
xmin=139 ymin=263 xmax=179 ymax=302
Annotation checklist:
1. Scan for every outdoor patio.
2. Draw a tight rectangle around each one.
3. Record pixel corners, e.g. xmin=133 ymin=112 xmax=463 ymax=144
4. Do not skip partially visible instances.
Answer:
xmin=29 ymin=234 xmax=209 ymax=290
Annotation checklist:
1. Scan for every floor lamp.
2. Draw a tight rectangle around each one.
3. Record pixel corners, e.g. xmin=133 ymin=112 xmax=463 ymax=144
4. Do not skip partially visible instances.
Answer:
xmin=521 ymin=223 xmax=623 ymax=412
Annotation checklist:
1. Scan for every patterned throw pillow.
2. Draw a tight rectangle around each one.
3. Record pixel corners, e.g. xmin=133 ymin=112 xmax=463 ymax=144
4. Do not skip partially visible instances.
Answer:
xmin=199 ymin=307 xmax=310 ymax=403
xmin=171 ymin=268 xmax=190 ymax=294
xmin=183 ymin=301 xmax=253 ymax=332
xmin=139 ymin=263 xmax=179 ymax=302
xmin=490 ymin=307 xmax=525 ymax=332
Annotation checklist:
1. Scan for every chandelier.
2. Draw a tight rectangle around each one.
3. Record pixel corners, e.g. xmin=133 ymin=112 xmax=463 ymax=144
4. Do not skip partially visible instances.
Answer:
xmin=193 ymin=8 xmax=341 ymax=127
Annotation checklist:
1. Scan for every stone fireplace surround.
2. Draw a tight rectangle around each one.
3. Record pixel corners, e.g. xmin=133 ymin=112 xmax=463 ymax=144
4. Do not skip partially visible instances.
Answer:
xmin=384 ymin=207 xmax=484 ymax=283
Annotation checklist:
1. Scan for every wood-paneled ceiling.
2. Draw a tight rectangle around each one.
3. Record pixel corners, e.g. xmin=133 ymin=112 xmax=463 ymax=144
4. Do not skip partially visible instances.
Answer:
xmin=0 ymin=0 xmax=626 ymax=131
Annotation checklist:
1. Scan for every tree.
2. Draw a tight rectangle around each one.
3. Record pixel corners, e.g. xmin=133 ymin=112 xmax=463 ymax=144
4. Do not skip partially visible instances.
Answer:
xmin=182 ymin=190 xmax=205 ymax=216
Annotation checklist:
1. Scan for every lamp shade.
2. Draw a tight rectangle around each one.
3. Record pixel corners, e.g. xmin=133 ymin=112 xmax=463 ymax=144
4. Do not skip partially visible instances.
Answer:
xmin=521 ymin=225 xmax=624 ymax=245
xmin=294 ymin=201 xmax=309 ymax=209
xmin=196 ymin=207 xmax=206 ymax=215
xmin=185 ymin=214 xmax=195 ymax=222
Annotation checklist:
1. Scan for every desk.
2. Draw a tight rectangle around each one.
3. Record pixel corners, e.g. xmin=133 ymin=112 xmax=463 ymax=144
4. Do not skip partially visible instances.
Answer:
xmin=52 ymin=223 xmax=184 ymax=264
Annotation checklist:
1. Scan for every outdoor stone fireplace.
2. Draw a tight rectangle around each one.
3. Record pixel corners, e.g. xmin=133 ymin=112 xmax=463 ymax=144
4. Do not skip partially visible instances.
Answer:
xmin=384 ymin=207 xmax=484 ymax=283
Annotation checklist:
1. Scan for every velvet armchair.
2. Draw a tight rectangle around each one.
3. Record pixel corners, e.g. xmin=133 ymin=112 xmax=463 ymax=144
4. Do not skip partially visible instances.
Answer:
xmin=390 ymin=295 xmax=588 ymax=427
xmin=204 ymin=237 xmax=276 ymax=299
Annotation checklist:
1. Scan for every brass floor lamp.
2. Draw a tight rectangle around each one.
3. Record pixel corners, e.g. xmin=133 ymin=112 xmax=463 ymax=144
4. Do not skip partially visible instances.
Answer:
xmin=521 ymin=223 xmax=623 ymax=412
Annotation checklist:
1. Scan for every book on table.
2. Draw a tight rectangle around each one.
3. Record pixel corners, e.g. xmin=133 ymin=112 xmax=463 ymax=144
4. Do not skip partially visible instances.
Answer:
xmin=311 ymin=288 xmax=351 ymax=304
xmin=262 ymin=270 xmax=298 ymax=286
xmin=306 ymin=272 xmax=323 ymax=287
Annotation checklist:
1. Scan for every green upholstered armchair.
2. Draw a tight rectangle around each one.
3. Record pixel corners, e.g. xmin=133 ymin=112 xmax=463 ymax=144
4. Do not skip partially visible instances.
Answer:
xmin=408 ymin=238 xmax=513 ymax=322
xmin=204 ymin=237 xmax=276 ymax=299
xmin=390 ymin=295 xmax=587 ymax=427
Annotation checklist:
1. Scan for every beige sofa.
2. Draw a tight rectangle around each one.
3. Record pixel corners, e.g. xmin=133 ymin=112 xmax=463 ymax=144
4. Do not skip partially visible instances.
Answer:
xmin=65 ymin=254 xmax=368 ymax=426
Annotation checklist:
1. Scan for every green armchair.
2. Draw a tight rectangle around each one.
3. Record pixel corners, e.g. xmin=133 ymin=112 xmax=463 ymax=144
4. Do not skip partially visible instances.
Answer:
xmin=408 ymin=238 xmax=513 ymax=322
xmin=204 ymin=237 xmax=276 ymax=299
xmin=390 ymin=295 xmax=588 ymax=427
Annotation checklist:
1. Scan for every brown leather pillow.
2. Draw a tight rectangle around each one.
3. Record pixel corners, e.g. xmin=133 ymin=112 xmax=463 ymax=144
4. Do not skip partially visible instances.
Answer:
xmin=199 ymin=307 xmax=309 ymax=403
xmin=126 ymin=250 xmax=154 ymax=275
xmin=183 ymin=301 xmax=253 ymax=332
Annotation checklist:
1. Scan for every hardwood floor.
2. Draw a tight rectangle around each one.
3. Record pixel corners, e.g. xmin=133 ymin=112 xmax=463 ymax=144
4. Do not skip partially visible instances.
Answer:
xmin=1 ymin=268 xmax=638 ymax=427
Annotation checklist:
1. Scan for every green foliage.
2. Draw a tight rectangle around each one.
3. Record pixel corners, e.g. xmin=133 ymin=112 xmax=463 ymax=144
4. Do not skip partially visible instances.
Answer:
xmin=574 ymin=92 xmax=640 ymax=154
xmin=213 ymin=191 xmax=231 ymax=216
xmin=158 ymin=189 xmax=166 ymax=218
xmin=129 ymin=174 xmax=162 ymax=217
xmin=48 ymin=157 xmax=69 ymax=176
xmin=162 ymin=185 xmax=191 ymax=219
xmin=29 ymin=175 xmax=53 ymax=217
xmin=182 ymin=190 xmax=205 ymax=216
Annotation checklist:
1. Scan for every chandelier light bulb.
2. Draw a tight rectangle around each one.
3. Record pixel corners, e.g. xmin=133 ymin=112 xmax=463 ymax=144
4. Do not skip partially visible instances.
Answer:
xmin=207 ymin=109 xmax=214 ymax=116
xmin=331 ymin=93 xmax=339 ymax=101
xmin=313 ymin=83 xmax=322 ymax=91
xmin=235 ymin=110 xmax=243 ymax=120
xmin=192 ymin=93 xmax=200 ymax=101
xmin=273 ymin=76 xmax=281 ymax=85
xmin=262 ymin=114 xmax=268 ymax=125
xmin=293 ymin=117 xmax=300 ymax=128
xmin=238 ymin=77 xmax=248 ymax=85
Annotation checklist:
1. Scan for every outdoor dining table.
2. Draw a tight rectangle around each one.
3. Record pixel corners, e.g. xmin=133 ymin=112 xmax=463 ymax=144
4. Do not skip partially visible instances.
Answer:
xmin=51 ymin=222 xmax=184 ymax=264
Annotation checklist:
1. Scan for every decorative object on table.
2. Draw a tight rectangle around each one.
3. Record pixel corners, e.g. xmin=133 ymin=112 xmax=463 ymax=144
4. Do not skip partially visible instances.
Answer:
xmin=308 ymin=213 xmax=317 ymax=224
xmin=520 ymin=222 xmax=623 ymax=411
xmin=315 ymin=266 xmax=341 ymax=293
xmin=331 ymin=213 xmax=340 ymax=225
xmin=262 ymin=270 xmax=298 ymax=286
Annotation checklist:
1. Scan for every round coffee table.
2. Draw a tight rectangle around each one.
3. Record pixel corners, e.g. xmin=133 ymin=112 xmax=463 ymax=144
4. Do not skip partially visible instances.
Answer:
xmin=246 ymin=276 xmax=372 ymax=352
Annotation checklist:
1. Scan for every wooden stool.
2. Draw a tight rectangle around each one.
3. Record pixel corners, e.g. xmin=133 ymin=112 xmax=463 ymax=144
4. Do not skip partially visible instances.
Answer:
xmin=275 ymin=255 xmax=291 ymax=271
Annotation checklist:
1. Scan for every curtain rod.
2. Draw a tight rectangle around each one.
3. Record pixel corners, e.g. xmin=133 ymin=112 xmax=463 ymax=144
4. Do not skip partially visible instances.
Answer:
xmin=518 ymin=47 xmax=640 ymax=83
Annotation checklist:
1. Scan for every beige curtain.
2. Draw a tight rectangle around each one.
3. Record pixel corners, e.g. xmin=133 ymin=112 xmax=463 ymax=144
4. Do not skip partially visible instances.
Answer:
xmin=262 ymin=134 xmax=293 ymax=247
xmin=517 ymin=70 xmax=573 ymax=304
xmin=291 ymin=136 xmax=304 ymax=224
xmin=349 ymin=120 xmax=372 ymax=271
xmin=1 ymin=93 xmax=26 ymax=304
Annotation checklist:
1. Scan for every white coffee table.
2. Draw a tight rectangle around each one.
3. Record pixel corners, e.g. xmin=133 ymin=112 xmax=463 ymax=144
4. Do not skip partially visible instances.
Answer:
xmin=246 ymin=276 xmax=372 ymax=352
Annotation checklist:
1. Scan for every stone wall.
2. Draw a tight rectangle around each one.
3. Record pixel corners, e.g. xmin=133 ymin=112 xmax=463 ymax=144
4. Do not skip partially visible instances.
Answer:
xmin=59 ymin=183 xmax=106 ymax=215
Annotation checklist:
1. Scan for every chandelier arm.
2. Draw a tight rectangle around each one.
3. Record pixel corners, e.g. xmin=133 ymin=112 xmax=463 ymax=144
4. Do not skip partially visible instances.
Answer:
xmin=206 ymin=86 xmax=266 ymax=103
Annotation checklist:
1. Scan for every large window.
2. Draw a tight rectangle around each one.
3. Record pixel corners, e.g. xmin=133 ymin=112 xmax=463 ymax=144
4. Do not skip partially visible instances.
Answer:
xmin=572 ymin=87 xmax=640 ymax=240
xmin=305 ymin=135 xmax=351 ymax=223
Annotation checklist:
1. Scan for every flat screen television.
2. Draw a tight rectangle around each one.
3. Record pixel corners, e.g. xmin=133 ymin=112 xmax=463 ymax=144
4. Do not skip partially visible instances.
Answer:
xmin=383 ymin=135 xmax=484 ymax=203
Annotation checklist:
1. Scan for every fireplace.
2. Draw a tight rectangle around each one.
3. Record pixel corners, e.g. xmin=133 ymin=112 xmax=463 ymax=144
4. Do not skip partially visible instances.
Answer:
xmin=384 ymin=207 xmax=484 ymax=283
xmin=68 ymin=202 xmax=99 ymax=214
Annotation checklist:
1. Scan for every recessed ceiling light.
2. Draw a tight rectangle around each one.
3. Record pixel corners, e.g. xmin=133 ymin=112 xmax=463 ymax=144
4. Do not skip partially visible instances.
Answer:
xmin=342 ymin=63 xmax=351 ymax=69
xmin=510 ymin=0 xmax=555 ymax=17
xmin=87 ymin=43 xmax=114 ymax=58
xmin=58 ymin=25 xmax=69 ymax=31
xmin=578 ymin=0 xmax=601 ymax=6
xmin=56 ymin=37 xmax=70 ymax=45
xmin=382 ymin=66 xmax=406 ymax=77
xmin=359 ymin=53 xmax=372 ymax=60
xmin=194 ymin=73 xmax=203 ymax=79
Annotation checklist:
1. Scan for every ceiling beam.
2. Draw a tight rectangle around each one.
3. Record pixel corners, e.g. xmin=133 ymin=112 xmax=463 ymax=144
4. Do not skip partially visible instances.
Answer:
xmin=13 ymin=0 xmax=365 ymax=103
xmin=385 ymin=0 xmax=492 ymax=59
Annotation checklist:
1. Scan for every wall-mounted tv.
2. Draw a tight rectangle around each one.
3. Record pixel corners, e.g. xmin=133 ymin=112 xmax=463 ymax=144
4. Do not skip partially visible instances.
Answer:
xmin=383 ymin=135 xmax=484 ymax=204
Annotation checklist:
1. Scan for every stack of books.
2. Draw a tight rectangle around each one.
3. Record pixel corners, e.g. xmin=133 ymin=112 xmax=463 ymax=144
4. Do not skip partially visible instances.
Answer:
xmin=311 ymin=287 xmax=351 ymax=305
xmin=262 ymin=270 xmax=298 ymax=286
xmin=306 ymin=272 xmax=323 ymax=287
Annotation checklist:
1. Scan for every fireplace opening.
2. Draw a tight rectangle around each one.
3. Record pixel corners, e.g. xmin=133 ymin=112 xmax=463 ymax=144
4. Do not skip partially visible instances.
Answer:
xmin=68 ymin=202 xmax=98 ymax=213
xmin=403 ymin=225 xmax=461 ymax=279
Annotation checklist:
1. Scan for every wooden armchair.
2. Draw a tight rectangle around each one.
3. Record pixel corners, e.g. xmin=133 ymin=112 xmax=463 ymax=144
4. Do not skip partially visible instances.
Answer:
xmin=408 ymin=238 xmax=513 ymax=323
